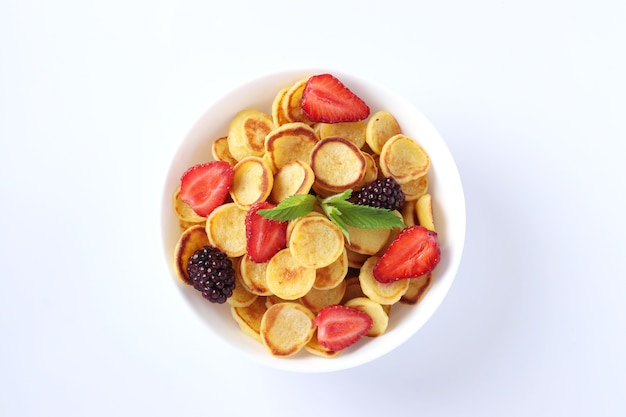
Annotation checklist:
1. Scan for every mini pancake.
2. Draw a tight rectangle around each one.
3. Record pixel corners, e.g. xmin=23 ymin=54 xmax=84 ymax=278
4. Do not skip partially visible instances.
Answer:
xmin=265 ymin=294 xmax=290 ymax=308
xmin=266 ymin=248 xmax=316 ymax=300
xmin=229 ymin=156 xmax=274 ymax=210
xmin=239 ymin=255 xmax=272 ymax=296
xmin=359 ymin=256 xmax=409 ymax=305
xmin=211 ymin=135 xmax=238 ymax=166
xmin=345 ymin=247 xmax=369 ymax=269
xmin=344 ymin=297 xmax=389 ymax=337
xmin=314 ymin=120 xmax=367 ymax=149
xmin=299 ymin=280 xmax=347 ymax=314
xmin=288 ymin=215 xmax=345 ymax=269
xmin=231 ymin=296 xmax=268 ymax=342
xmin=371 ymin=209 xmax=405 ymax=256
xmin=379 ymin=134 xmax=430 ymax=184
xmin=205 ymin=202 xmax=247 ymax=257
xmin=270 ymin=160 xmax=315 ymax=203
xmin=271 ymin=86 xmax=290 ymax=127
xmin=285 ymin=211 xmax=325 ymax=245
xmin=400 ymin=272 xmax=433 ymax=305
xmin=174 ymin=224 xmax=210 ymax=285
xmin=340 ymin=274 xmax=366 ymax=304
xmin=314 ymin=247 xmax=348 ymax=290
xmin=172 ymin=185 xmax=206 ymax=224
xmin=310 ymin=181 xmax=335 ymax=198
xmin=401 ymin=198 xmax=417 ymax=227
xmin=416 ymin=193 xmax=435 ymax=231
xmin=310 ymin=137 xmax=366 ymax=193
xmin=264 ymin=122 xmax=319 ymax=172
xmin=365 ymin=110 xmax=402 ymax=155
xmin=262 ymin=152 xmax=277 ymax=175
xmin=375 ymin=223 xmax=403 ymax=257
xmin=399 ymin=175 xmax=429 ymax=202
xmin=227 ymin=109 xmax=275 ymax=161
xmin=304 ymin=332 xmax=341 ymax=358
xmin=355 ymin=152 xmax=379 ymax=189
xmin=260 ymin=302 xmax=316 ymax=357
xmin=227 ymin=258 xmax=258 ymax=308
xmin=282 ymin=78 xmax=314 ymax=125
xmin=344 ymin=224 xmax=391 ymax=256
xmin=178 ymin=218 xmax=205 ymax=231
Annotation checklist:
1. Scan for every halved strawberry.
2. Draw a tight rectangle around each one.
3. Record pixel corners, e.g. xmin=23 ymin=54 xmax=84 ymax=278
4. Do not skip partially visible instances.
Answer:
xmin=179 ymin=161 xmax=233 ymax=217
xmin=301 ymin=73 xmax=370 ymax=123
xmin=314 ymin=305 xmax=373 ymax=351
xmin=245 ymin=201 xmax=288 ymax=263
xmin=373 ymin=225 xmax=441 ymax=283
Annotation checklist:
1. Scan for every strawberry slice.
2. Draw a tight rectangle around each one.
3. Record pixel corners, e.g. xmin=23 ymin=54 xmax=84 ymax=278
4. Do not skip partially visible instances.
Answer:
xmin=314 ymin=305 xmax=373 ymax=351
xmin=373 ymin=225 xmax=441 ymax=283
xmin=179 ymin=161 xmax=233 ymax=217
xmin=301 ymin=73 xmax=370 ymax=123
xmin=245 ymin=201 xmax=288 ymax=263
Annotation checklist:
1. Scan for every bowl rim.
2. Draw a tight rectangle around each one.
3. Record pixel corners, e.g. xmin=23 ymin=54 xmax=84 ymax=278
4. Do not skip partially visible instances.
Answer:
xmin=160 ymin=67 xmax=466 ymax=373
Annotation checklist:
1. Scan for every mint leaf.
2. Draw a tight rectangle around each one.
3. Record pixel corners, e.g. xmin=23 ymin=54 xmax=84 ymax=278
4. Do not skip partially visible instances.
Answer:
xmin=257 ymin=190 xmax=404 ymax=243
xmin=257 ymin=194 xmax=316 ymax=221
xmin=321 ymin=203 xmax=350 ymax=242
xmin=328 ymin=200 xmax=405 ymax=230
xmin=321 ymin=189 xmax=352 ymax=205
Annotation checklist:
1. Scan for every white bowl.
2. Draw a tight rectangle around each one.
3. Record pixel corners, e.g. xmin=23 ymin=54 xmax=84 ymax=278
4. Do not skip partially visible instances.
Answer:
xmin=160 ymin=68 xmax=466 ymax=372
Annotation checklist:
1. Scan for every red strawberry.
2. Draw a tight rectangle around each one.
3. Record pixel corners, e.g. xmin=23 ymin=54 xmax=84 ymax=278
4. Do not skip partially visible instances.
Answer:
xmin=179 ymin=161 xmax=233 ymax=217
xmin=301 ymin=73 xmax=370 ymax=123
xmin=373 ymin=225 xmax=441 ymax=283
xmin=314 ymin=305 xmax=373 ymax=351
xmin=245 ymin=201 xmax=288 ymax=263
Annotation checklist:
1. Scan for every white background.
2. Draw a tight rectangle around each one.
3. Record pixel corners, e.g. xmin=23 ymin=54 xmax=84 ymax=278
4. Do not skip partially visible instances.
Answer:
xmin=1 ymin=1 xmax=625 ymax=416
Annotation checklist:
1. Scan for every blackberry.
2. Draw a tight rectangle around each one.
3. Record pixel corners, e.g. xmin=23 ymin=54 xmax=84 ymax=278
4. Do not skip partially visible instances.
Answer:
xmin=354 ymin=177 xmax=405 ymax=211
xmin=187 ymin=246 xmax=235 ymax=304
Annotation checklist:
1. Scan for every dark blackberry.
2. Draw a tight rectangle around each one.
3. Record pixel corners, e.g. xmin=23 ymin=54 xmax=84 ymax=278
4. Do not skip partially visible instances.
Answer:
xmin=187 ymin=246 xmax=235 ymax=304
xmin=354 ymin=177 xmax=405 ymax=211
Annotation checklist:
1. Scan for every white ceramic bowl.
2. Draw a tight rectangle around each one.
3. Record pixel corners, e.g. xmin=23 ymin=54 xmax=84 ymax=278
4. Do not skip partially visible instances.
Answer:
xmin=160 ymin=69 xmax=465 ymax=372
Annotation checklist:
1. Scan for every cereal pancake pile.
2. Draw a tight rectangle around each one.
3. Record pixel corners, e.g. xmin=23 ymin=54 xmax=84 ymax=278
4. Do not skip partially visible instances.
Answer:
xmin=172 ymin=73 xmax=440 ymax=358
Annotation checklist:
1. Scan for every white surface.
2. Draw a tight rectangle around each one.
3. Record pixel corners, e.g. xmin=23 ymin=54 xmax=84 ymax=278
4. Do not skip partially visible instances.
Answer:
xmin=1 ymin=0 xmax=625 ymax=416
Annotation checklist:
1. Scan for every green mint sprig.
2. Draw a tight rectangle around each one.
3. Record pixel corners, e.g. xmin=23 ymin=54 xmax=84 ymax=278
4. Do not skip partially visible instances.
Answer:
xmin=257 ymin=190 xmax=405 ymax=242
